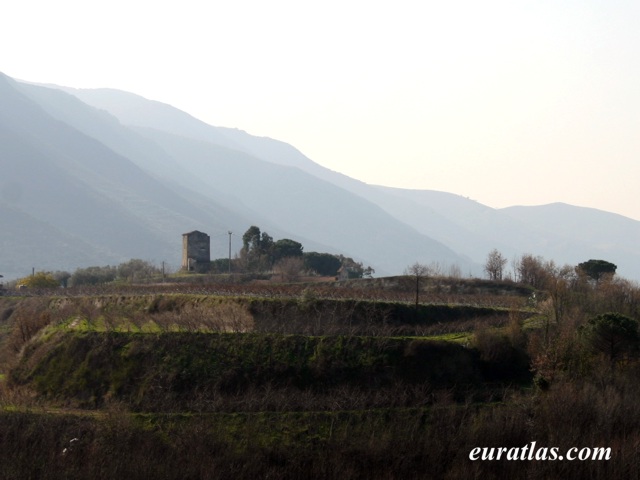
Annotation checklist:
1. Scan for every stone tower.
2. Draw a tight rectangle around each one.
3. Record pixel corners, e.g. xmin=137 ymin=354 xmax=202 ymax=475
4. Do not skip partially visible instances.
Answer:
xmin=182 ymin=230 xmax=211 ymax=272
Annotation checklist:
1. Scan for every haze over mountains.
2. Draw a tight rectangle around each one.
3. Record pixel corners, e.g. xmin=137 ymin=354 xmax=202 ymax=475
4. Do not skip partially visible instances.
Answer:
xmin=2 ymin=71 xmax=640 ymax=282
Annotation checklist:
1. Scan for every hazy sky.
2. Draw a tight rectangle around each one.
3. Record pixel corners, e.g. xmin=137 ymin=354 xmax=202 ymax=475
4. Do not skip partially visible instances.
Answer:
xmin=4 ymin=0 xmax=640 ymax=220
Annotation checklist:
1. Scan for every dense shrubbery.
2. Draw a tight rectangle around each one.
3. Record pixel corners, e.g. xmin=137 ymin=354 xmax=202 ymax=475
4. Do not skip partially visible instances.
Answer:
xmin=1 ymin=261 xmax=640 ymax=479
xmin=9 ymin=332 xmax=500 ymax=411
xmin=15 ymin=271 xmax=61 ymax=289
xmin=68 ymin=259 xmax=162 ymax=287
xmin=1 ymin=369 xmax=639 ymax=479
xmin=303 ymin=252 xmax=342 ymax=276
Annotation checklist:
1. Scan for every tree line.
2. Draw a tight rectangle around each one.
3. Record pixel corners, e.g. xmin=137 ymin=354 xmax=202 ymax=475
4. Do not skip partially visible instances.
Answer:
xmin=9 ymin=225 xmax=375 ymax=288
xmin=483 ymin=249 xmax=617 ymax=286
xmin=13 ymin=259 xmax=164 ymax=289
xmin=211 ymin=225 xmax=374 ymax=279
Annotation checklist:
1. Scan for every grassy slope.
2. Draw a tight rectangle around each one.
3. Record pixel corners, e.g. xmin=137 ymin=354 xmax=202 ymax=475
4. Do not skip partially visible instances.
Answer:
xmin=11 ymin=331 xmax=504 ymax=410
xmin=0 ymin=291 xmax=560 ymax=479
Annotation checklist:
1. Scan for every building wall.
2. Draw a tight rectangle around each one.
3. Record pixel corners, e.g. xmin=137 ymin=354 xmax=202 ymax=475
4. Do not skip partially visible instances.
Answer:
xmin=182 ymin=231 xmax=211 ymax=271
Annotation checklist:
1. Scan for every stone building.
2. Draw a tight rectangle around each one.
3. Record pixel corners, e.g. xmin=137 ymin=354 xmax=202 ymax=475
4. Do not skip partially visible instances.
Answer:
xmin=182 ymin=231 xmax=211 ymax=272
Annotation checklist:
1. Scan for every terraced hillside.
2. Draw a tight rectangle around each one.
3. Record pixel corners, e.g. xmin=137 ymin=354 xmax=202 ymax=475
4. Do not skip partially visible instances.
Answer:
xmin=0 ymin=277 xmax=638 ymax=479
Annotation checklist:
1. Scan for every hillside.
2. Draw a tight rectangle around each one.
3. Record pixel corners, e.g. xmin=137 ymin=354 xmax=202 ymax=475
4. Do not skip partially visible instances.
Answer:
xmin=500 ymin=203 xmax=640 ymax=279
xmin=61 ymin=84 xmax=472 ymax=275
xmin=0 ymin=273 xmax=638 ymax=479
xmin=3 ymin=73 xmax=640 ymax=281
xmin=52 ymin=82 xmax=640 ymax=281
xmin=0 ymin=73 xmax=255 ymax=279
xmin=3 ymin=75 xmax=470 ymax=278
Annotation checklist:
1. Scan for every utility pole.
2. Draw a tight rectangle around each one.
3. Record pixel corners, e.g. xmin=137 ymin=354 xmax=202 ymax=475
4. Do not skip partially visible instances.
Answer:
xmin=228 ymin=231 xmax=233 ymax=274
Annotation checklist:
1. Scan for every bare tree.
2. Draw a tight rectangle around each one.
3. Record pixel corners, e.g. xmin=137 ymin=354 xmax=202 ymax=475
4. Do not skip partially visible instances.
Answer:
xmin=448 ymin=263 xmax=462 ymax=279
xmin=545 ymin=262 xmax=575 ymax=325
xmin=274 ymin=257 xmax=305 ymax=282
xmin=484 ymin=249 xmax=507 ymax=281
xmin=405 ymin=262 xmax=430 ymax=311
xmin=517 ymin=254 xmax=549 ymax=289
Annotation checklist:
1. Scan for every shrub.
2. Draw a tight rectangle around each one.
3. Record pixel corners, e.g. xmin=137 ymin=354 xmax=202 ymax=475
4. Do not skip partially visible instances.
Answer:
xmin=581 ymin=312 xmax=639 ymax=366
xmin=16 ymin=272 xmax=60 ymax=289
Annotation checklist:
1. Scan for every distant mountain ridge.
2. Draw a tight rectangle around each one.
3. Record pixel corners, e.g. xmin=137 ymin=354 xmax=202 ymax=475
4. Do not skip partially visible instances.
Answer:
xmin=2 ymin=72 xmax=640 ymax=282
xmin=1 ymin=73 xmax=467 ymax=280
xmin=52 ymin=83 xmax=467 ymax=274
xmin=0 ymin=73 xmax=260 ymax=279
xmin=60 ymin=83 xmax=640 ymax=281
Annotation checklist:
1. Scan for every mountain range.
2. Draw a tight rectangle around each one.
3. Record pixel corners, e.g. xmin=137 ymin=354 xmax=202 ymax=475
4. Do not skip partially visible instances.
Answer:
xmin=2 ymin=72 xmax=639 ymax=282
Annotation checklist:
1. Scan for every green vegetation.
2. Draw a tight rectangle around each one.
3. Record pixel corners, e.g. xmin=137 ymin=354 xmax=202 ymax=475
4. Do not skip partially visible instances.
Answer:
xmin=580 ymin=312 xmax=638 ymax=366
xmin=0 ymin=258 xmax=639 ymax=478
xmin=303 ymin=252 xmax=342 ymax=276
xmin=69 ymin=259 xmax=162 ymax=287
xmin=578 ymin=258 xmax=618 ymax=283
xmin=230 ymin=225 xmax=373 ymax=278
xmin=16 ymin=271 xmax=60 ymax=289
xmin=10 ymin=332 xmax=498 ymax=411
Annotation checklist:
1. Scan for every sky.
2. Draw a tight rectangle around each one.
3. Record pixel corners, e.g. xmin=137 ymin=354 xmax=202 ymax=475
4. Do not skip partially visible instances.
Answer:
xmin=3 ymin=0 xmax=640 ymax=220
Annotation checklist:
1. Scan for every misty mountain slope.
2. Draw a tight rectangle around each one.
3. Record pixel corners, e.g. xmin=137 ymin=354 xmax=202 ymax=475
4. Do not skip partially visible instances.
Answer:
xmin=50 ymin=86 xmax=504 ymax=267
xmin=25 ymin=82 xmax=295 ymax=254
xmin=363 ymin=187 xmax=507 ymax=259
xmin=13 ymin=80 xmax=261 ymax=242
xmin=373 ymin=188 xmax=640 ymax=281
xmin=56 ymin=85 xmax=503 ymax=251
xmin=133 ymin=126 xmax=469 ymax=274
xmin=371 ymin=187 xmax=558 ymax=260
xmin=0 ymin=73 xmax=266 ymax=274
xmin=0 ymin=202 xmax=113 ymax=279
xmin=0 ymin=124 xmax=147 ymax=253
xmin=42 ymin=78 xmax=640 ymax=280
xmin=193 ymin=128 xmax=515 ymax=265
xmin=501 ymin=203 xmax=640 ymax=279
xmin=51 ymin=85 xmax=392 ymax=194
xmin=18 ymin=81 xmax=415 ymax=267
xmin=502 ymin=203 xmax=640 ymax=249
xmin=51 ymin=85 xmax=313 ymax=172
xmin=50 ymin=83 xmax=471 ymax=273
xmin=16 ymin=82 xmax=190 ymax=182
xmin=0 ymin=75 xmax=169 ymax=253
xmin=215 ymin=117 xmax=640 ymax=281
xmin=52 ymin=85 xmax=243 ymax=152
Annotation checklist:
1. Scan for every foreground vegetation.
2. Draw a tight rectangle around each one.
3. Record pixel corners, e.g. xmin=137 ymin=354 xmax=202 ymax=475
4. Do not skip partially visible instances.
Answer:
xmin=0 ymin=266 xmax=639 ymax=479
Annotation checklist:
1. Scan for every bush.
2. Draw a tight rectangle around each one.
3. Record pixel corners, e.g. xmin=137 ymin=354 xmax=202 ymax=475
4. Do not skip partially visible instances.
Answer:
xmin=581 ymin=312 xmax=639 ymax=366
xmin=473 ymin=328 xmax=531 ymax=382
xmin=16 ymin=272 xmax=60 ymax=289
